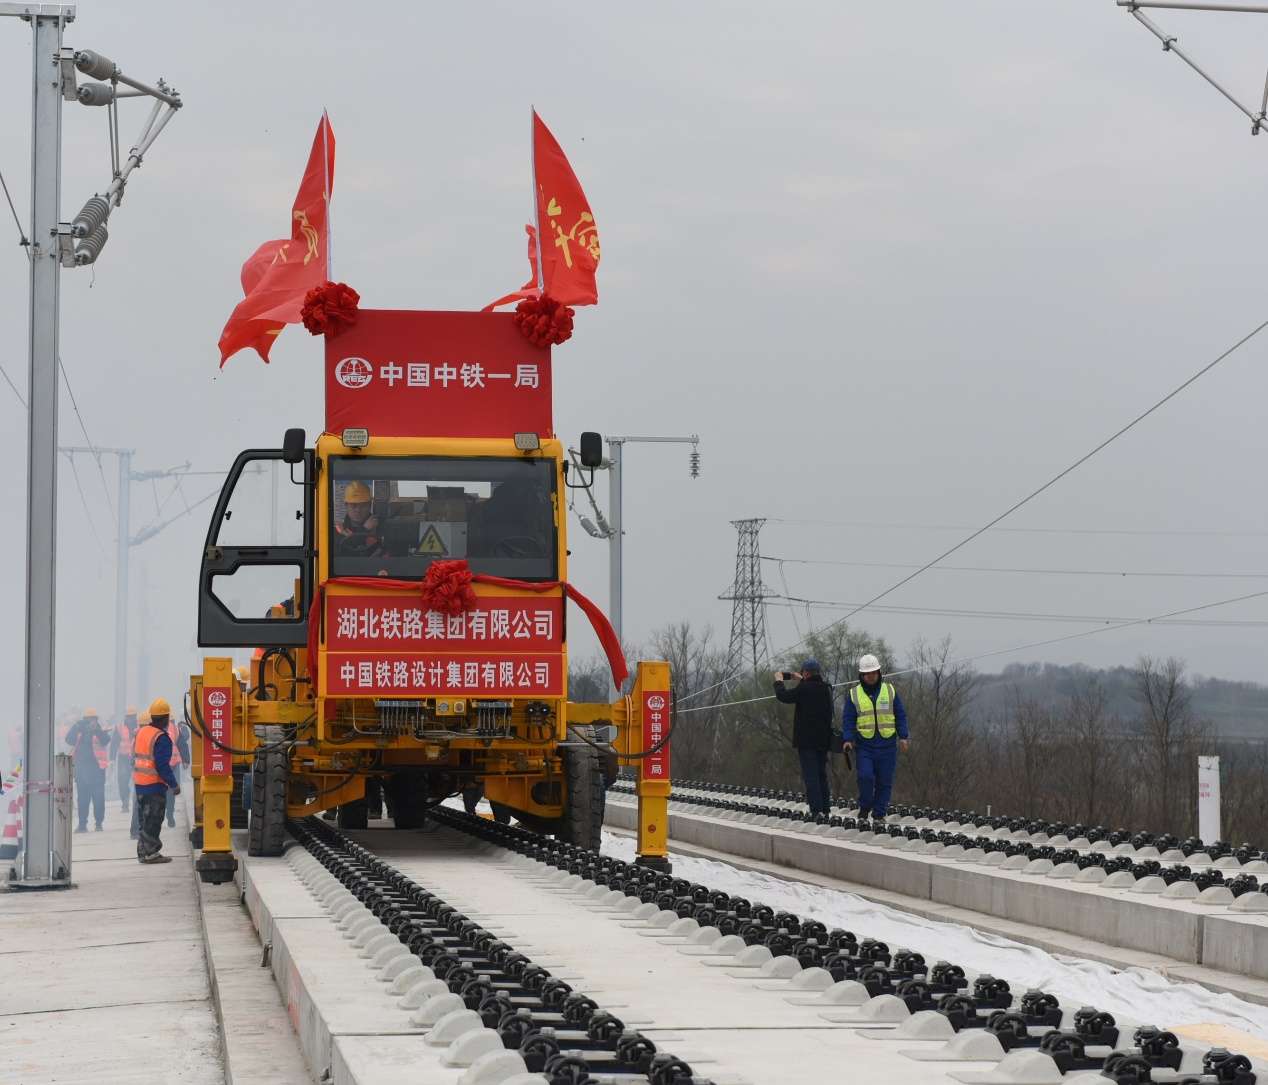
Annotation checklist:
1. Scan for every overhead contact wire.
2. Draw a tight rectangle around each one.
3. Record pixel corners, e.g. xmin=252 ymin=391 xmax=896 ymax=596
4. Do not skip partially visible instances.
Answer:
xmin=677 ymin=586 xmax=1268 ymax=715
xmin=682 ymin=315 xmax=1268 ymax=705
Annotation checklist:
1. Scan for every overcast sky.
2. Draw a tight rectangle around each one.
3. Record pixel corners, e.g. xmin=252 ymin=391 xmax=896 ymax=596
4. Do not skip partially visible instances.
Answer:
xmin=4 ymin=0 xmax=1268 ymax=726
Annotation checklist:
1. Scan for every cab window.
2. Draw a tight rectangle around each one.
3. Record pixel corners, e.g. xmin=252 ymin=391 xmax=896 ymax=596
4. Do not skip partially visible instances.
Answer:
xmin=329 ymin=456 xmax=556 ymax=581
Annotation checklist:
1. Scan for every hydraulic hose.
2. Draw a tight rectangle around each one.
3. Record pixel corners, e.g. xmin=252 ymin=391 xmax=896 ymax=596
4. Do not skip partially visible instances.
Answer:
xmin=184 ymin=690 xmax=313 ymax=757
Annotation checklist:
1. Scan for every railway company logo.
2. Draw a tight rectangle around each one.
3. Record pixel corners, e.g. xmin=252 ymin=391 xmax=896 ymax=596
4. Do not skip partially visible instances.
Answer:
xmin=334 ymin=357 xmax=374 ymax=389
xmin=207 ymin=690 xmax=228 ymax=708
xmin=646 ymin=694 xmax=666 ymax=711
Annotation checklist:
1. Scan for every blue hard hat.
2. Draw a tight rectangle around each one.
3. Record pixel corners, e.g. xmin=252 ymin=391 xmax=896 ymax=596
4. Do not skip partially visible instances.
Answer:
xmin=801 ymin=659 xmax=821 ymax=674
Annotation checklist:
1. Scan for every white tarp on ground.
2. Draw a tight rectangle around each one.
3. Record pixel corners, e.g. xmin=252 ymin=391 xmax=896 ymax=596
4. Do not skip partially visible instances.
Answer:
xmin=600 ymin=830 xmax=1268 ymax=1041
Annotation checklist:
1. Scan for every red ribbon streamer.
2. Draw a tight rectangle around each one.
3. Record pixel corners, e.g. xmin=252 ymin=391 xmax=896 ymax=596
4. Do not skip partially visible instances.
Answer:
xmin=306 ymin=573 xmax=628 ymax=690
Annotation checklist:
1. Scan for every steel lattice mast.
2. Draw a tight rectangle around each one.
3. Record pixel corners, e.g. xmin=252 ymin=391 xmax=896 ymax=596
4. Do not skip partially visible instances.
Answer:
xmin=719 ymin=518 xmax=774 ymax=677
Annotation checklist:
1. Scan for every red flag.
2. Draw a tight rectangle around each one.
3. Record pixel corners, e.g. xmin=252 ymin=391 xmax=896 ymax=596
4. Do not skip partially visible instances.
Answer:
xmin=218 ymin=113 xmax=335 ymax=365
xmin=487 ymin=111 xmax=599 ymax=309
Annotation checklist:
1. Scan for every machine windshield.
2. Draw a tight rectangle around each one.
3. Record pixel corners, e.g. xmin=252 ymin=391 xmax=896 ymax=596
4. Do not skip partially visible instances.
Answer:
xmin=329 ymin=456 xmax=557 ymax=581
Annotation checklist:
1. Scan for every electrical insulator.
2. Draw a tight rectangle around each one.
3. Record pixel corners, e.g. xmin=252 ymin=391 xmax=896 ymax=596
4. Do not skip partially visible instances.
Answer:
xmin=689 ymin=447 xmax=701 ymax=478
xmin=71 ymin=196 xmax=110 ymax=239
xmin=76 ymin=82 xmax=115 ymax=107
xmin=74 ymin=50 xmax=117 ymax=80
xmin=74 ymin=223 xmax=109 ymax=266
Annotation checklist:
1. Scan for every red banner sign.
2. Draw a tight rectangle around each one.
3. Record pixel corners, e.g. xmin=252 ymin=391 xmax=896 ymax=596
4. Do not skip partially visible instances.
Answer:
xmin=326 ymin=595 xmax=562 ymax=652
xmin=325 ymin=309 xmax=553 ymax=439
xmin=640 ymin=689 xmax=671 ymax=781
xmin=202 ymin=686 xmax=232 ymax=776
xmin=325 ymin=653 xmax=562 ymax=696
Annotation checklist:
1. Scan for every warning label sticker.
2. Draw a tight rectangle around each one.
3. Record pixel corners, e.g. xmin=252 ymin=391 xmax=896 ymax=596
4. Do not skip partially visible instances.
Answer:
xmin=418 ymin=525 xmax=448 ymax=556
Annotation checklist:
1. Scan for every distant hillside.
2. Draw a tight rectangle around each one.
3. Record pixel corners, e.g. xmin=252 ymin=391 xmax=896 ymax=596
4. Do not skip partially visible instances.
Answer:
xmin=971 ymin=662 xmax=1268 ymax=741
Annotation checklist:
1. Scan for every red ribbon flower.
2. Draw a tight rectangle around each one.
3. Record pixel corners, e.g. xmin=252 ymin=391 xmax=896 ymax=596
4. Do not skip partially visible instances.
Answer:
xmin=513 ymin=294 xmax=574 ymax=347
xmin=419 ymin=559 xmax=478 ymax=616
xmin=301 ymin=281 xmax=361 ymax=337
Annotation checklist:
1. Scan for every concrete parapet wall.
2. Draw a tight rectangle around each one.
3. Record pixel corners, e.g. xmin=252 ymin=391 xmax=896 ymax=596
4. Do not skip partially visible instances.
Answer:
xmin=1204 ymin=913 xmax=1268 ymax=979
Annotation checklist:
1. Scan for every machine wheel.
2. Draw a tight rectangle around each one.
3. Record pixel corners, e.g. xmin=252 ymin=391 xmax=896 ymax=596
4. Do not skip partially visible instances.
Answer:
xmin=230 ymin=763 xmax=249 ymax=829
xmin=246 ymin=745 xmax=288 ymax=857
xmin=336 ymin=798 xmax=368 ymax=830
xmin=558 ymin=731 xmax=606 ymax=851
xmin=386 ymin=774 xmax=427 ymax=830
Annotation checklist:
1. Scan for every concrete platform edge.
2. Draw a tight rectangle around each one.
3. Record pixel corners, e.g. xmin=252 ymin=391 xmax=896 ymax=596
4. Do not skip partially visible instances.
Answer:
xmin=186 ymin=798 xmax=312 ymax=1085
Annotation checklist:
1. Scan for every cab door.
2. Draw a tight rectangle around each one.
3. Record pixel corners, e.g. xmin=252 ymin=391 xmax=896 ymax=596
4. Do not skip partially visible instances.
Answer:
xmin=198 ymin=441 xmax=314 ymax=648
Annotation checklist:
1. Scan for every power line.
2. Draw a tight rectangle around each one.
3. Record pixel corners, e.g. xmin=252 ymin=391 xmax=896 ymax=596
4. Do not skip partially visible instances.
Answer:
xmin=678 ymin=586 xmax=1268 ymax=715
xmin=766 ymin=595 xmax=1268 ymax=628
xmin=768 ymin=518 xmax=1268 ymax=539
xmin=833 ymin=315 xmax=1268 ymax=622
xmin=0 ymin=363 xmax=25 ymax=408
xmin=1 ymin=160 xmax=29 ymax=410
xmin=58 ymin=358 xmax=115 ymax=520
xmin=762 ymin=555 xmax=1268 ymax=580
xmin=684 ymin=314 xmax=1268 ymax=704
xmin=0 ymin=164 xmax=28 ymax=250
xmin=62 ymin=453 xmax=106 ymax=555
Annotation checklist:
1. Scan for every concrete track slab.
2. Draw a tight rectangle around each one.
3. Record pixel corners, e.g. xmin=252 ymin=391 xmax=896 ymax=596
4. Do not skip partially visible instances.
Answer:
xmin=254 ymin=823 xmax=1021 ymax=1085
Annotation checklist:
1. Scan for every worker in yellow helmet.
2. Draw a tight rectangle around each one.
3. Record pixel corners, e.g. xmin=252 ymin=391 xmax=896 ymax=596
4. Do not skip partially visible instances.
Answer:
xmin=128 ymin=710 xmax=150 ymax=840
xmin=65 ymin=707 xmax=111 ymax=832
xmin=334 ymin=479 xmax=386 ymax=557
xmin=109 ymin=705 xmax=139 ymax=815
xmin=132 ymin=697 xmax=179 ymax=864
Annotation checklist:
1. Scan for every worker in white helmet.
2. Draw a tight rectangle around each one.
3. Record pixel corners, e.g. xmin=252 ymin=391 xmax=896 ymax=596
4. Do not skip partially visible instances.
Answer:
xmin=841 ymin=654 xmax=909 ymax=823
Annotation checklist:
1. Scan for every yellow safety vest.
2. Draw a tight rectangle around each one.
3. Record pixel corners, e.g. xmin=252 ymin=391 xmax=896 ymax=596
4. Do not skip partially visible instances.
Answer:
xmin=851 ymin=682 xmax=897 ymax=740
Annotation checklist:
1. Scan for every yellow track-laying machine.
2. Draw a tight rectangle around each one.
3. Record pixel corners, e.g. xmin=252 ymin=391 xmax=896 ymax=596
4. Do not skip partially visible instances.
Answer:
xmin=187 ymin=309 xmax=671 ymax=883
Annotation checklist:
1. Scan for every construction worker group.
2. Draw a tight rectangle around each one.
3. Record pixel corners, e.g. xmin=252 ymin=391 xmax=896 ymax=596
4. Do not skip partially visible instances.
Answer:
xmin=774 ymin=653 xmax=911 ymax=822
xmin=62 ymin=698 xmax=188 ymax=863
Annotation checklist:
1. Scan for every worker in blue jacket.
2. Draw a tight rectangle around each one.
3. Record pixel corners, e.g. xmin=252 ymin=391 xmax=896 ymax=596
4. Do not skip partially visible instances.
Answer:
xmin=132 ymin=698 xmax=180 ymax=864
xmin=841 ymin=654 xmax=909 ymax=823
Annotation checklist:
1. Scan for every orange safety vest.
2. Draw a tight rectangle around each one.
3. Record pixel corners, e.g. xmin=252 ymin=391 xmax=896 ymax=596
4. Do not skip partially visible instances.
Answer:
xmin=166 ymin=722 xmax=183 ymax=767
xmin=132 ymin=727 xmax=164 ymax=787
xmin=117 ymin=720 xmax=135 ymax=758
xmin=94 ymin=736 xmax=108 ymax=770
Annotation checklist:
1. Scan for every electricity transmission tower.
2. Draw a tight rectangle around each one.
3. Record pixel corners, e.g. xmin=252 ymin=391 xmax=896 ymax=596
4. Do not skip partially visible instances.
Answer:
xmin=719 ymin=518 xmax=774 ymax=677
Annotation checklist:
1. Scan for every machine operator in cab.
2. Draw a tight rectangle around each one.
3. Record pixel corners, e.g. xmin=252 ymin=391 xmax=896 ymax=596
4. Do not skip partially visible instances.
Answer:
xmin=335 ymin=480 xmax=387 ymax=557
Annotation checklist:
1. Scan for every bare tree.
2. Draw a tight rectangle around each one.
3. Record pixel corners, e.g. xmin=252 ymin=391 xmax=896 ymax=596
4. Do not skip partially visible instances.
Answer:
xmin=1058 ymin=680 xmax=1116 ymax=827
xmin=898 ymin=637 xmax=978 ymax=808
xmin=649 ymin=622 xmax=730 ymax=778
xmin=568 ymin=656 xmax=611 ymax=704
xmin=992 ymin=692 xmax=1054 ymax=817
xmin=1132 ymin=656 xmax=1209 ymax=833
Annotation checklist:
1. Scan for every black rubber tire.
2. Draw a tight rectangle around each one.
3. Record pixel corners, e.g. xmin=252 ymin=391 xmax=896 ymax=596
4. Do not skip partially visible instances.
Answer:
xmin=558 ymin=731 xmax=605 ymax=851
xmin=336 ymin=798 xmax=368 ymax=830
xmin=386 ymin=774 xmax=427 ymax=830
xmin=246 ymin=745 xmax=288 ymax=857
xmin=230 ymin=763 xmax=249 ymax=829
xmin=365 ymin=776 xmax=384 ymax=820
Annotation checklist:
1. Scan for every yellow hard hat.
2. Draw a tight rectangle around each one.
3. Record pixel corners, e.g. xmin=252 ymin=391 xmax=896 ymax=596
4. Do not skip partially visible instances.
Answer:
xmin=343 ymin=480 xmax=372 ymax=503
xmin=235 ymin=665 xmax=250 ymax=682
xmin=126 ymin=705 xmax=137 ymax=716
xmin=83 ymin=707 xmax=98 ymax=718
xmin=149 ymin=696 xmax=171 ymax=718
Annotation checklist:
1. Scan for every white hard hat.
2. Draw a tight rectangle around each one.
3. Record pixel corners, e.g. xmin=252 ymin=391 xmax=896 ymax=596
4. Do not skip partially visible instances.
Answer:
xmin=858 ymin=654 xmax=882 ymax=673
